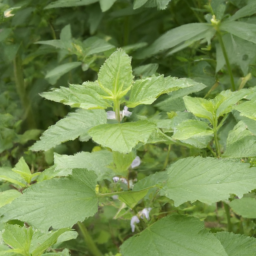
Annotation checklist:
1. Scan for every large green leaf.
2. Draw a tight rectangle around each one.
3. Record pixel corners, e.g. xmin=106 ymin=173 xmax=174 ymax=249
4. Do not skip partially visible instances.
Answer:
xmin=41 ymin=82 xmax=110 ymax=110
xmin=230 ymin=197 xmax=256 ymax=218
xmin=88 ymin=121 xmax=155 ymax=153
xmin=136 ymin=23 xmax=214 ymax=58
xmin=120 ymin=215 xmax=227 ymax=256
xmin=215 ymin=232 xmax=256 ymax=256
xmin=31 ymin=109 xmax=107 ymax=151
xmin=54 ymin=151 xmax=113 ymax=180
xmin=0 ymin=190 xmax=21 ymax=208
xmin=160 ymin=157 xmax=256 ymax=206
xmin=229 ymin=2 xmax=256 ymax=21
xmin=0 ymin=167 xmax=27 ymax=188
xmin=98 ymin=49 xmax=133 ymax=98
xmin=220 ymin=21 xmax=256 ymax=44
xmin=44 ymin=0 xmax=98 ymax=9
xmin=0 ymin=170 xmax=98 ymax=231
xmin=127 ymin=76 xmax=197 ymax=108
xmin=234 ymin=100 xmax=256 ymax=120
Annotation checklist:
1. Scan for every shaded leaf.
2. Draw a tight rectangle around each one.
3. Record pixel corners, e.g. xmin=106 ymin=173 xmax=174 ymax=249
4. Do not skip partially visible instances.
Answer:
xmin=45 ymin=0 xmax=98 ymax=9
xmin=230 ymin=197 xmax=256 ymax=218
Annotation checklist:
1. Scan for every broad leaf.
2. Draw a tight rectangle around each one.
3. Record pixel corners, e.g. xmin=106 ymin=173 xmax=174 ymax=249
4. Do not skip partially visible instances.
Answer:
xmin=88 ymin=121 xmax=155 ymax=153
xmin=41 ymin=82 xmax=111 ymax=109
xmin=136 ymin=23 xmax=214 ymax=58
xmin=109 ymin=151 xmax=135 ymax=174
xmin=44 ymin=0 xmax=98 ymax=9
xmin=133 ymin=63 xmax=158 ymax=77
xmin=220 ymin=21 xmax=256 ymax=44
xmin=31 ymin=109 xmax=107 ymax=151
xmin=0 ymin=170 xmax=98 ymax=231
xmin=229 ymin=2 xmax=256 ymax=21
xmin=0 ymin=167 xmax=27 ymax=188
xmin=12 ymin=157 xmax=32 ymax=183
xmin=133 ymin=0 xmax=147 ymax=9
xmin=98 ymin=49 xmax=133 ymax=98
xmin=160 ymin=157 xmax=256 ymax=206
xmin=127 ymin=76 xmax=196 ymax=108
xmin=99 ymin=0 xmax=117 ymax=12
xmin=0 ymin=190 xmax=21 ymax=208
xmin=234 ymin=100 xmax=256 ymax=120
xmin=54 ymin=151 xmax=113 ymax=180
xmin=215 ymin=232 xmax=256 ymax=256
xmin=118 ymin=189 xmax=149 ymax=208
xmin=230 ymin=197 xmax=256 ymax=218
xmin=120 ymin=215 xmax=227 ymax=256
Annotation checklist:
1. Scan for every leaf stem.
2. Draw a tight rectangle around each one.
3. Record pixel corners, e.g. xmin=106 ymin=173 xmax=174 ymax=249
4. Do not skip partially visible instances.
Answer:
xmin=213 ymin=117 xmax=221 ymax=158
xmin=77 ymin=221 xmax=103 ymax=256
xmin=114 ymin=99 xmax=120 ymax=122
xmin=223 ymin=203 xmax=232 ymax=232
xmin=163 ymin=144 xmax=171 ymax=170
xmin=217 ymin=32 xmax=236 ymax=91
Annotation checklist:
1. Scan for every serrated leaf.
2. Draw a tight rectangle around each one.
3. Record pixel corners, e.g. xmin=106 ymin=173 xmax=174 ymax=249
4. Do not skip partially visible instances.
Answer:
xmin=220 ymin=21 xmax=256 ymax=44
xmin=0 ymin=167 xmax=27 ymax=188
xmin=0 ymin=190 xmax=21 ymax=208
xmin=118 ymin=189 xmax=149 ymax=208
xmin=120 ymin=215 xmax=227 ymax=256
xmin=44 ymin=0 xmax=98 ymax=9
xmin=99 ymin=0 xmax=117 ymax=12
xmin=173 ymin=120 xmax=213 ymax=140
xmin=54 ymin=151 xmax=113 ymax=180
xmin=31 ymin=109 xmax=106 ymax=151
xmin=98 ymin=49 xmax=133 ymax=98
xmin=88 ymin=121 xmax=155 ymax=153
xmin=127 ymin=76 xmax=196 ymax=108
xmin=136 ymin=23 xmax=213 ymax=58
xmin=230 ymin=197 xmax=256 ymax=218
xmin=234 ymin=100 xmax=256 ymax=120
xmin=0 ymin=170 xmax=98 ymax=231
xmin=215 ymin=232 xmax=256 ymax=256
xmin=41 ymin=82 xmax=110 ymax=109
xmin=12 ymin=157 xmax=32 ymax=183
xmin=160 ymin=157 xmax=256 ymax=206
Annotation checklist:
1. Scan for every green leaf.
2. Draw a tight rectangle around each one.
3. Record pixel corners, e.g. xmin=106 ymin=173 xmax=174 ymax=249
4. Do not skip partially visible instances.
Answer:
xmin=144 ymin=0 xmax=172 ymax=10
xmin=31 ymin=109 xmax=107 ymax=151
xmin=0 ymin=190 xmax=21 ymax=208
xmin=118 ymin=189 xmax=149 ymax=208
xmin=234 ymin=100 xmax=256 ymax=120
xmin=2 ymin=225 xmax=33 ymax=255
xmin=133 ymin=0 xmax=148 ymax=9
xmin=120 ymin=215 xmax=227 ymax=256
xmin=230 ymin=197 xmax=256 ymax=218
xmin=0 ymin=167 xmax=27 ymax=188
xmin=12 ymin=157 xmax=32 ymax=183
xmin=18 ymin=129 xmax=41 ymax=145
xmin=127 ymin=76 xmax=196 ymax=108
xmin=0 ymin=170 xmax=98 ymax=231
xmin=173 ymin=120 xmax=213 ymax=140
xmin=98 ymin=49 xmax=133 ymax=98
xmin=54 ymin=151 xmax=114 ymax=180
xmin=136 ymin=23 xmax=214 ymax=58
xmin=160 ymin=157 xmax=256 ymax=206
xmin=44 ymin=0 xmax=98 ymax=9
xmin=133 ymin=63 xmax=158 ymax=77
xmin=99 ymin=0 xmax=117 ymax=12
xmin=223 ymin=121 xmax=256 ymax=158
xmin=215 ymin=232 xmax=256 ymax=256
xmin=60 ymin=24 xmax=72 ymax=41
xmin=109 ymin=151 xmax=135 ymax=174
xmin=229 ymin=2 xmax=256 ymax=21
xmin=41 ymin=82 xmax=110 ymax=109
xmin=220 ymin=21 xmax=256 ymax=44
xmin=88 ymin=121 xmax=155 ymax=153
xmin=45 ymin=62 xmax=81 ymax=85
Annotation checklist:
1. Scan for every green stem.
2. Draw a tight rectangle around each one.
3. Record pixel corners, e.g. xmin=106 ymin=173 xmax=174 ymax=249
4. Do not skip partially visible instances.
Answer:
xmin=217 ymin=32 xmax=236 ymax=91
xmin=223 ymin=203 xmax=232 ymax=232
xmin=163 ymin=144 xmax=171 ymax=170
xmin=213 ymin=117 xmax=221 ymax=158
xmin=114 ymin=99 xmax=120 ymax=122
xmin=77 ymin=221 xmax=103 ymax=256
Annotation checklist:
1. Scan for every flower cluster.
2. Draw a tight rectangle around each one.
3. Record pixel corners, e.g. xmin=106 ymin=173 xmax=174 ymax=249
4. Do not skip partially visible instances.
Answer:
xmin=130 ymin=208 xmax=152 ymax=232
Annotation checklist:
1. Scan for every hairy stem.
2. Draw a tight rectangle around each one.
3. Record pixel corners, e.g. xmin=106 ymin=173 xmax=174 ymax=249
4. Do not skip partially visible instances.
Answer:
xmin=77 ymin=221 xmax=103 ymax=256
xmin=217 ymin=32 xmax=236 ymax=91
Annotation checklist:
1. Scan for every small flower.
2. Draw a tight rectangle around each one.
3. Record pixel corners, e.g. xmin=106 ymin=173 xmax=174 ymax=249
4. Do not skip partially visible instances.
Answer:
xmin=130 ymin=216 xmax=140 ymax=232
xmin=131 ymin=156 xmax=141 ymax=169
xmin=120 ymin=177 xmax=128 ymax=185
xmin=107 ymin=111 xmax=116 ymax=120
xmin=106 ymin=106 xmax=132 ymax=120
xmin=140 ymin=208 xmax=152 ymax=220
xmin=112 ymin=195 xmax=119 ymax=200
xmin=113 ymin=176 xmax=120 ymax=183
xmin=4 ymin=9 xmax=14 ymax=18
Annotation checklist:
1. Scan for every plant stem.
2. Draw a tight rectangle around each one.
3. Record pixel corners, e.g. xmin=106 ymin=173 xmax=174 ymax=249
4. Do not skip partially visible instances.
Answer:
xmin=213 ymin=117 xmax=221 ymax=158
xmin=223 ymin=203 xmax=232 ymax=232
xmin=77 ymin=221 xmax=103 ymax=256
xmin=163 ymin=144 xmax=171 ymax=170
xmin=114 ymin=99 xmax=120 ymax=122
xmin=217 ymin=32 xmax=236 ymax=91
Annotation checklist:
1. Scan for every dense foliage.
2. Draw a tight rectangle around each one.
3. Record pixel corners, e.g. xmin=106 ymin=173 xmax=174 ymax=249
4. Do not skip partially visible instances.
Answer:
xmin=2 ymin=0 xmax=256 ymax=255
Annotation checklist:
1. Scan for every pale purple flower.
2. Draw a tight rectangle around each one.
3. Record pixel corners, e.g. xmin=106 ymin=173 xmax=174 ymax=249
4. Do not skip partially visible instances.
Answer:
xmin=131 ymin=156 xmax=141 ymax=169
xmin=106 ymin=106 xmax=132 ymax=120
xmin=112 ymin=195 xmax=119 ymax=200
xmin=130 ymin=216 xmax=140 ymax=232
xmin=113 ymin=176 xmax=120 ymax=183
xmin=107 ymin=111 xmax=116 ymax=120
xmin=120 ymin=177 xmax=128 ymax=185
xmin=140 ymin=208 xmax=152 ymax=220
